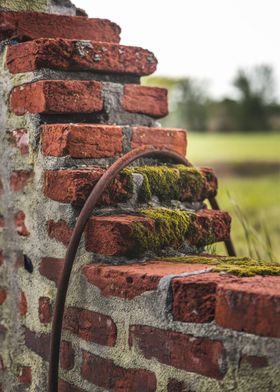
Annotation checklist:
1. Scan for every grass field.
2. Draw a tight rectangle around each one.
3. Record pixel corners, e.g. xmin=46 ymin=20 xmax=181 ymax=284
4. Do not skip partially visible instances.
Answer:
xmin=185 ymin=132 xmax=280 ymax=261
xmin=187 ymin=132 xmax=280 ymax=164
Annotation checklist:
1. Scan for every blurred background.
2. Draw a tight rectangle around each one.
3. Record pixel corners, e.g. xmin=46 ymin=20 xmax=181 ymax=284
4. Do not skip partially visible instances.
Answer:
xmin=77 ymin=0 xmax=280 ymax=261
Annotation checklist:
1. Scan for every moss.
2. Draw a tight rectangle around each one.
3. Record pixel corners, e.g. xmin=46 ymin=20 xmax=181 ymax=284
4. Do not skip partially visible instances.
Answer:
xmin=159 ymin=255 xmax=280 ymax=277
xmin=122 ymin=165 xmax=206 ymax=203
xmin=132 ymin=208 xmax=195 ymax=253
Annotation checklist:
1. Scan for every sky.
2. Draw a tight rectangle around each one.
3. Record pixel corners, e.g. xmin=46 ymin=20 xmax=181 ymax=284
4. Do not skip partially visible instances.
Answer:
xmin=76 ymin=0 xmax=279 ymax=99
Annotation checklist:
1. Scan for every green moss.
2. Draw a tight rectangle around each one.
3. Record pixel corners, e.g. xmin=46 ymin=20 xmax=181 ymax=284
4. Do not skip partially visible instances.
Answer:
xmin=132 ymin=208 xmax=195 ymax=253
xmin=122 ymin=165 xmax=207 ymax=203
xmin=159 ymin=255 xmax=280 ymax=277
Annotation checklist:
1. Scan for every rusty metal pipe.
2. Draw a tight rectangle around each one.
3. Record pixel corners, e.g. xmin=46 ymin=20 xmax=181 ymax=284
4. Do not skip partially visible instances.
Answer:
xmin=48 ymin=146 xmax=236 ymax=391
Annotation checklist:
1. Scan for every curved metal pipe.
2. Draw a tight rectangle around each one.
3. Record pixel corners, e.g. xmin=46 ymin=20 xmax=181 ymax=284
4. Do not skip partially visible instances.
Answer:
xmin=48 ymin=146 xmax=235 ymax=391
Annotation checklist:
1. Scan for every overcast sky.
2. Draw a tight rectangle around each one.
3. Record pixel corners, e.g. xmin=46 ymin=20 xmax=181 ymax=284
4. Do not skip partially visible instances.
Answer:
xmin=76 ymin=0 xmax=279 ymax=99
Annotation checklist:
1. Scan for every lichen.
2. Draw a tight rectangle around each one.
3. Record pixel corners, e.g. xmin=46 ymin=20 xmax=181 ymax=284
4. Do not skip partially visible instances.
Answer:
xmin=132 ymin=207 xmax=195 ymax=253
xmin=159 ymin=255 xmax=280 ymax=277
xmin=122 ymin=165 xmax=207 ymax=203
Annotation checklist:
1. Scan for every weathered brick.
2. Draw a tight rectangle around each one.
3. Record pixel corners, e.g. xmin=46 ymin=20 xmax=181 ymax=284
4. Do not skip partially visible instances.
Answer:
xmin=44 ymin=165 xmax=215 ymax=207
xmin=215 ymin=276 xmax=280 ymax=338
xmin=44 ymin=168 xmax=131 ymax=207
xmin=60 ymin=341 xmax=75 ymax=371
xmin=10 ymin=80 xmax=103 ymax=115
xmin=0 ymin=12 xmax=120 ymax=43
xmin=7 ymin=38 xmax=157 ymax=76
xmin=85 ymin=214 xmax=154 ymax=256
xmin=0 ymin=288 xmax=7 ymax=305
xmin=85 ymin=210 xmax=230 ymax=257
xmin=131 ymin=127 xmax=187 ymax=155
xmin=191 ymin=209 xmax=231 ymax=247
xmin=81 ymin=351 xmax=157 ymax=391
xmin=41 ymin=124 xmax=123 ymax=158
xmin=239 ymin=355 xmax=268 ymax=369
xmin=0 ymin=251 xmax=3 ymax=266
xmin=9 ymin=129 xmax=29 ymax=155
xmin=19 ymin=291 xmax=27 ymax=316
xmin=38 ymin=297 xmax=52 ymax=324
xmin=63 ymin=307 xmax=117 ymax=346
xmin=39 ymin=257 xmax=64 ymax=287
xmin=18 ymin=366 xmax=32 ymax=385
xmin=47 ymin=220 xmax=72 ymax=246
xmin=24 ymin=328 xmax=50 ymax=361
xmin=129 ymin=325 xmax=226 ymax=379
xmin=10 ymin=170 xmax=32 ymax=191
xmin=14 ymin=211 xmax=30 ymax=236
xmin=171 ymin=273 xmax=234 ymax=323
xmin=122 ymin=85 xmax=168 ymax=117
xmin=82 ymin=261 xmax=212 ymax=300
xmin=58 ymin=379 xmax=87 ymax=392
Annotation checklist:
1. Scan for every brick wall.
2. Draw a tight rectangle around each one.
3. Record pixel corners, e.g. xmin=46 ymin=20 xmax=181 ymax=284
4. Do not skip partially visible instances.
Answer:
xmin=0 ymin=3 xmax=280 ymax=392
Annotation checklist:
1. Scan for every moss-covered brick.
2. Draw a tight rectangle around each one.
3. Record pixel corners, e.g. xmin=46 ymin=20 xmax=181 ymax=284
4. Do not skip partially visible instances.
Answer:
xmin=123 ymin=164 xmax=216 ymax=203
xmin=160 ymin=255 xmax=280 ymax=277
xmin=131 ymin=208 xmax=230 ymax=253
xmin=132 ymin=208 xmax=194 ymax=252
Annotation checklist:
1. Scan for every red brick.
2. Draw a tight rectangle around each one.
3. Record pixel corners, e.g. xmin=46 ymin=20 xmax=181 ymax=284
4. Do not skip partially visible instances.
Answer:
xmin=122 ymin=85 xmax=168 ymax=118
xmin=39 ymin=257 xmax=64 ymax=287
xmin=18 ymin=366 xmax=32 ymax=385
xmin=239 ymin=355 xmax=268 ymax=369
xmin=82 ymin=261 xmax=212 ymax=299
xmin=171 ymin=273 xmax=236 ymax=323
xmin=58 ymin=379 xmax=86 ymax=392
xmin=7 ymin=38 xmax=157 ymax=76
xmin=0 ymin=12 xmax=120 ymax=43
xmin=85 ymin=214 xmax=155 ymax=256
xmin=41 ymin=124 xmax=123 ymax=158
xmin=63 ymin=307 xmax=117 ymax=346
xmin=24 ymin=328 xmax=50 ymax=361
xmin=44 ymin=168 xmax=132 ymax=207
xmin=190 ymin=209 xmax=231 ymax=247
xmin=10 ymin=80 xmax=103 ymax=116
xmin=60 ymin=341 xmax=75 ymax=371
xmin=129 ymin=325 xmax=226 ymax=379
xmin=14 ymin=211 xmax=30 ymax=236
xmin=131 ymin=127 xmax=187 ymax=155
xmin=9 ymin=129 xmax=29 ymax=155
xmin=215 ymin=276 xmax=280 ymax=338
xmin=38 ymin=297 xmax=52 ymax=324
xmin=10 ymin=170 xmax=32 ymax=191
xmin=0 ymin=288 xmax=6 ymax=305
xmin=85 ymin=210 xmax=230 ymax=257
xmin=81 ymin=351 xmax=157 ymax=391
xmin=19 ymin=291 xmax=27 ymax=316
xmin=47 ymin=220 xmax=73 ymax=246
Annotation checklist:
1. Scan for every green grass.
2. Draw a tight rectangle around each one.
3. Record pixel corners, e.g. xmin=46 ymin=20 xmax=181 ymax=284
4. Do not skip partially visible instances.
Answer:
xmin=211 ymin=174 xmax=280 ymax=261
xmin=187 ymin=132 xmax=280 ymax=164
xmin=183 ymin=132 xmax=280 ymax=260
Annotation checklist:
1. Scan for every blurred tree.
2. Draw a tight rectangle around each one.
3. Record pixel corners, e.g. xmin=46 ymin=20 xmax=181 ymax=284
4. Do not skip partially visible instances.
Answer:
xmin=233 ymin=65 xmax=277 ymax=131
xmin=143 ymin=76 xmax=209 ymax=131
xmin=143 ymin=65 xmax=280 ymax=133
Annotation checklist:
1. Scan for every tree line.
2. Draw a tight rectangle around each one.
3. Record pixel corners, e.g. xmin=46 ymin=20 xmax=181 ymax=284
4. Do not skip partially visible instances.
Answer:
xmin=145 ymin=65 xmax=280 ymax=132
